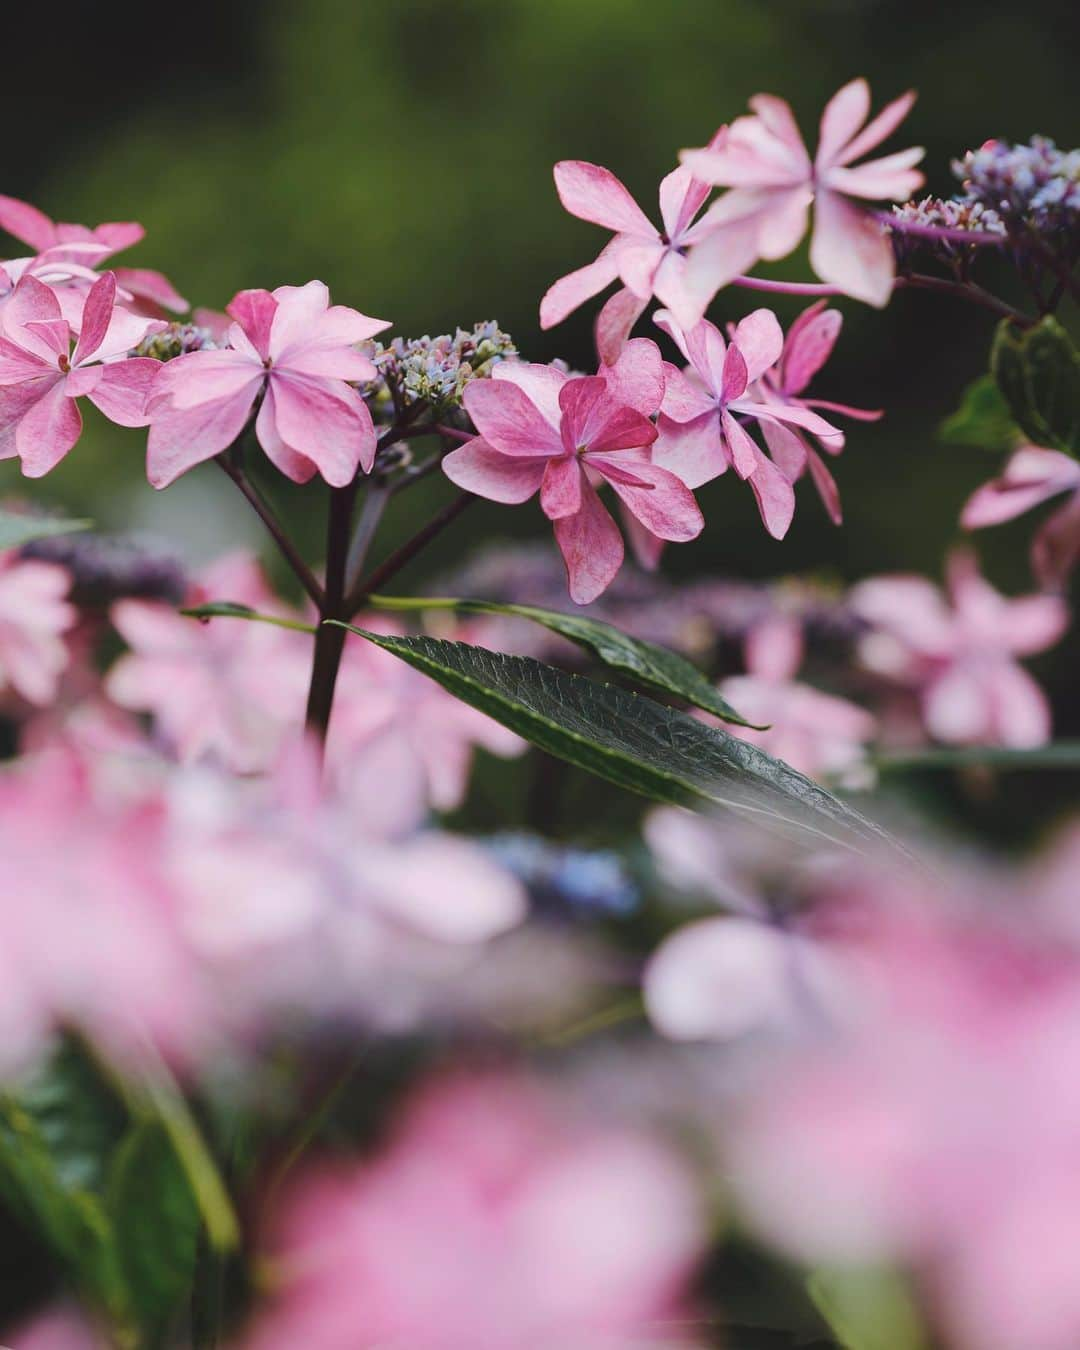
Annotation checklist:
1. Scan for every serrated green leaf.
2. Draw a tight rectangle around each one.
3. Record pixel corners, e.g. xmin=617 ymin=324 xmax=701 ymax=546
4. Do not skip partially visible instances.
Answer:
xmin=106 ymin=1122 xmax=200 ymax=1339
xmin=331 ymin=626 xmax=899 ymax=854
xmin=992 ymin=318 xmax=1080 ymax=455
xmin=366 ymin=594 xmax=764 ymax=728
xmin=0 ymin=509 xmax=92 ymax=551
xmin=807 ymin=1267 xmax=927 ymax=1350
xmin=939 ymin=374 xmax=1019 ymax=451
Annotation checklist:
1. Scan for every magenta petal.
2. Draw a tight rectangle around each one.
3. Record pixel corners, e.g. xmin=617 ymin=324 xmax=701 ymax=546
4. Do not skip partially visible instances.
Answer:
xmin=146 ymin=388 xmax=258 ymax=489
xmin=721 ymin=343 xmax=749 ymax=402
xmin=552 ymin=161 xmax=655 ymax=237
xmin=269 ymin=372 xmax=376 ymax=484
xmin=810 ymin=191 xmax=895 ymax=307
xmin=442 ymin=437 xmax=547 ymax=504
xmin=594 ymin=287 xmax=649 ymax=366
xmin=71 ymin=272 xmax=117 ymax=366
xmin=226 ymin=289 xmax=278 ymax=360
xmin=806 ymin=446 xmax=843 ymax=524
xmin=552 ymin=479 xmax=625 ymax=605
xmin=746 ymin=451 xmax=797 ymax=540
xmin=599 ymin=459 xmax=704 ymax=542
xmin=539 ymin=245 xmax=622 ymax=330
xmin=781 ymin=303 xmax=842 ymax=394
xmin=87 ymin=358 xmax=160 ymax=427
xmin=721 ymin=408 xmax=759 ymax=479
xmin=652 ymin=412 xmax=728 ymax=489
xmin=540 ymin=455 xmax=584 ymax=519
xmin=558 ymin=377 xmax=657 ymax=455
xmin=463 ymin=379 xmax=563 ymax=457
xmin=16 ymin=380 xmax=83 ymax=477
xmin=1032 ymin=495 xmax=1080 ymax=591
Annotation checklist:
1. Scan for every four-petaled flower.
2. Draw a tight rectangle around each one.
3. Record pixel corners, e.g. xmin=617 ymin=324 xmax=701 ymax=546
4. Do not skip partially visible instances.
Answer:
xmin=652 ymin=307 xmax=843 ymax=539
xmin=145 ymin=281 xmax=390 ymax=488
xmin=0 ymin=272 xmax=161 ymax=477
xmin=682 ymin=78 xmax=925 ymax=306
xmin=443 ymin=342 xmax=703 ymax=603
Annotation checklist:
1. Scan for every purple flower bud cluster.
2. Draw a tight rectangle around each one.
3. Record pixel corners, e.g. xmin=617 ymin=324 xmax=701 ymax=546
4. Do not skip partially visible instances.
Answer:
xmin=132 ymin=322 xmax=220 ymax=362
xmin=20 ymin=531 xmax=187 ymax=606
xmin=952 ymin=137 xmax=1080 ymax=234
xmin=892 ymin=195 xmax=1005 ymax=237
xmin=360 ymin=320 xmax=517 ymax=415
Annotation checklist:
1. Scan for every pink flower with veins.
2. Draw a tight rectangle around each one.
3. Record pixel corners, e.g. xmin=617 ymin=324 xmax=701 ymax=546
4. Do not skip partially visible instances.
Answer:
xmin=852 ymin=550 xmax=1068 ymax=748
xmin=682 ymin=78 xmax=924 ymax=306
xmin=540 ymin=133 xmax=746 ymax=355
xmin=145 ymin=281 xmax=390 ymax=489
xmin=0 ymin=272 xmax=161 ymax=477
xmin=0 ymin=192 xmax=187 ymax=315
xmin=249 ymin=1073 xmax=706 ymax=1350
xmin=753 ymin=301 xmax=883 ymax=526
xmin=0 ymin=550 xmax=75 ymax=706
xmin=652 ymin=307 xmax=843 ymax=539
xmin=443 ymin=341 xmax=703 ymax=604
xmin=962 ymin=446 xmax=1080 ymax=591
xmin=719 ymin=615 xmax=876 ymax=781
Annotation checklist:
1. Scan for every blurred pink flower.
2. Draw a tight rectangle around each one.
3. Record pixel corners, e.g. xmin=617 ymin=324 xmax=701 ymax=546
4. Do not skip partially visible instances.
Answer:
xmin=852 ymin=550 xmax=1067 ymax=747
xmin=753 ymin=301 xmax=883 ymax=525
xmin=249 ymin=1073 xmax=706 ymax=1350
xmin=0 ymin=550 xmax=74 ymax=706
xmin=962 ymin=445 xmax=1080 ymax=591
xmin=444 ymin=345 xmax=702 ymax=603
xmin=145 ymin=281 xmax=389 ymax=488
xmin=718 ymin=615 xmax=876 ymax=781
xmin=106 ymin=552 xmax=310 ymax=772
xmin=540 ymin=133 xmax=738 ymax=352
xmin=0 ymin=273 xmax=160 ymax=476
xmin=652 ymin=308 xmax=842 ymax=539
xmin=682 ymin=78 xmax=924 ymax=306
xmin=4 ymin=1304 xmax=108 ymax=1349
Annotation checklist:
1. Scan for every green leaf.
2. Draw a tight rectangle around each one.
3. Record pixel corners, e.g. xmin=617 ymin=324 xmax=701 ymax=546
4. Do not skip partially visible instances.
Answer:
xmin=0 ymin=509 xmax=92 ymax=550
xmin=180 ymin=601 xmax=316 ymax=634
xmin=992 ymin=317 xmax=1080 ymax=454
xmin=330 ymin=625 xmax=899 ymax=854
xmin=106 ymin=1122 xmax=200 ymax=1338
xmin=939 ymin=374 xmax=1019 ymax=451
xmin=807 ymin=1267 xmax=927 ymax=1350
xmin=877 ymin=741 xmax=1080 ymax=772
xmin=367 ymin=594 xmax=764 ymax=728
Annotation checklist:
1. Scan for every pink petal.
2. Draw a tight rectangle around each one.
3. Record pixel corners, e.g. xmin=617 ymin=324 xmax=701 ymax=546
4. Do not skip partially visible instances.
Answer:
xmin=658 ymin=364 xmax=715 ymax=423
xmin=490 ymin=361 xmax=568 ymax=428
xmin=255 ymin=382 xmax=318 ymax=484
xmin=746 ymin=615 xmax=803 ymax=681
xmin=91 ymin=221 xmax=145 ymax=251
xmin=746 ymin=448 xmax=797 ymax=539
xmin=747 ymin=399 xmax=845 ymax=444
xmin=652 ymin=412 xmax=728 ymax=489
xmin=599 ymin=337 xmax=665 ymax=417
xmin=616 ymin=241 xmax=663 ymax=298
xmin=983 ymin=662 xmax=1053 ymax=747
xmin=650 ymin=252 xmax=705 ymax=332
xmin=826 ymin=149 xmax=926 ymax=202
xmin=86 ymin=357 xmax=160 ymax=427
xmin=226 ymin=289 xmax=278 ymax=360
xmin=463 ymin=378 xmax=563 ymax=456
xmin=622 ymin=505 xmax=667 ymax=570
xmin=24 ymin=318 xmax=70 ymax=360
xmin=552 ymin=161 xmax=655 ymax=237
xmin=1032 ymin=494 xmax=1080 ymax=591
xmin=540 ymin=455 xmax=584 ymax=519
xmin=733 ymin=309 xmax=784 ymax=385
xmin=146 ymin=388 xmax=259 ymax=488
xmin=760 ymin=418 xmax=808 ymax=480
xmin=806 ymin=446 xmax=844 ymax=524
xmin=681 ymin=212 xmax=764 ymax=321
xmin=150 ymin=349 xmax=264 ymax=412
xmin=594 ymin=287 xmax=649 ymax=365
xmin=596 ymin=458 xmax=704 ymax=542
xmin=539 ymin=245 xmax=622 ymax=330
xmin=658 ymin=163 xmax=711 ymax=243
xmin=268 ymin=371 xmax=376 ymax=484
xmin=558 ymin=377 xmax=657 ymax=455
xmin=721 ymin=343 xmax=749 ymax=402
xmin=815 ymin=78 xmax=871 ymax=170
xmin=781 ymin=302 xmax=842 ymax=394
xmin=835 ymin=90 xmax=918 ymax=167
xmin=0 ymin=380 xmax=52 ymax=458
xmin=266 ymin=282 xmax=333 ymax=358
xmin=71 ymin=272 xmax=117 ymax=366
xmin=755 ymin=188 xmax=813 ymax=261
xmin=747 ymin=95 xmax=808 ymax=160
xmin=278 ymin=344 xmax=377 ymax=382
xmin=552 ymin=479 xmax=625 ymax=605
xmin=810 ymin=190 xmax=895 ymax=307
xmin=722 ymin=407 xmax=760 ymax=479
xmin=63 ymin=366 xmax=102 ymax=398
xmin=1000 ymin=594 xmax=1068 ymax=655
xmin=0 ymin=340 xmax=51 ymax=383
xmin=112 ymin=267 xmax=189 ymax=313
xmin=441 ymin=437 xmax=547 ymax=504
xmin=16 ymin=379 xmax=83 ymax=477
xmin=0 ymin=196 xmax=57 ymax=251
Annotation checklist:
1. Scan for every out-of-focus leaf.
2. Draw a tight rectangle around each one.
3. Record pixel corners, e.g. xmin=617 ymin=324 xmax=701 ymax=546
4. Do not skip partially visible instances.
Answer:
xmin=877 ymin=742 xmax=1080 ymax=771
xmin=939 ymin=373 xmax=1019 ymax=451
xmin=332 ymin=625 xmax=899 ymax=854
xmin=367 ymin=594 xmax=764 ymax=727
xmin=992 ymin=317 xmax=1080 ymax=455
xmin=180 ymin=601 xmax=315 ymax=633
xmin=0 ymin=510 xmax=92 ymax=551
xmin=106 ymin=1122 xmax=200 ymax=1339
xmin=807 ymin=1267 xmax=927 ymax=1350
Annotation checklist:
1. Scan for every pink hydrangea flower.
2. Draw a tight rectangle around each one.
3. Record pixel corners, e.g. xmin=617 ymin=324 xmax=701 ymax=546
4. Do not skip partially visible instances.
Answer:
xmin=540 ymin=134 xmax=738 ymax=353
xmin=752 ymin=301 xmax=883 ymax=525
xmin=0 ymin=192 xmax=187 ymax=314
xmin=652 ymin=308 xmax=843 ymax=538
xmin=443 ymin=343 xmax=703 ymax=603
xmin=719 ymin=615 xmax=876 ymax=781
xmin=0 ymin=550 xmax=75 ymax=706
xmin=145 ymin=281 xmax=389 ymax=488
xmin=962 ymin=445 xmax=1080 ymax=591
xmin=682 ymin=79 xmax=925 ymax=306
xmin=0 ymin=273 xmax=161 ymax=476
xmin=851 ymin=550 xmax=1068 ymax=747
xmin=248 ymin=1073 xmax=706 ymax=1350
